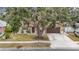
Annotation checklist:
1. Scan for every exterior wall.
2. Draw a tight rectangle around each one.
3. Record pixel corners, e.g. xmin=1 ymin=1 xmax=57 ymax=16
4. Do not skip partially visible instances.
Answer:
xmin=0 ymin=27 xmax=5 ymax=36
xmin=31 ymin=26 xmax=61 ymax=34
xmin=0 ymin=27 xmax=5 ymax=33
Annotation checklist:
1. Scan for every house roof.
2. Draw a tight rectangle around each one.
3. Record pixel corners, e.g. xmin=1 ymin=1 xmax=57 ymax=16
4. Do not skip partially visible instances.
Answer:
xmin=0 ymin=20 xmax=7 ymax=27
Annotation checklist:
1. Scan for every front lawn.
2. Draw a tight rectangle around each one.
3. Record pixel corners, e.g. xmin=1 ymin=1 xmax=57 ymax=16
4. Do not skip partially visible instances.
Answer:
xmin=68 ymin=33 xmax=79 ymax=41
xmin=10 ymin=34 xmax=35 ymax=41
xmin=0 ymin=34 xmax=50 ymax=48
xmin=5 ymin=34 xmax=49 ymax=41
xmin=0 ymin=43 xmax=50 ymax=48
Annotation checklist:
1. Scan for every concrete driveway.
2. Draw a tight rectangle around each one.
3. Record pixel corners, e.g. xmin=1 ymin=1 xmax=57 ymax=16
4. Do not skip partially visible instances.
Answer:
xmin=47 ymin=33 xmax=79 ymax=49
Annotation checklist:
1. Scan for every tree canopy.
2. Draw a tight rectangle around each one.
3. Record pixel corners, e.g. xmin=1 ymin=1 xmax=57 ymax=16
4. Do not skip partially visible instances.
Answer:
xmin=1 ymin=7 xmax=79 ymax=35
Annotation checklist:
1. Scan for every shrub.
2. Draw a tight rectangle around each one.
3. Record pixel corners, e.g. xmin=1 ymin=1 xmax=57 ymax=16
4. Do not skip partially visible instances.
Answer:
xmin=4 ymin=24 xmax=12 ymax=39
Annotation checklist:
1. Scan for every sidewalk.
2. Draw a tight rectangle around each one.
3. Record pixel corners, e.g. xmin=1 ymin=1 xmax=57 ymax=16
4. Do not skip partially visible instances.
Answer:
xmin=0 ymin=41 xmax=50 ymax=43
xmin=47 ymin=33 xmax=79 ymax=49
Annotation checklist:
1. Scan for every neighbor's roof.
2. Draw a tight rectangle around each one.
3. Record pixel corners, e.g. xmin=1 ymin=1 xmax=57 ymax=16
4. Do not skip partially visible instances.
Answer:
xmin=0 ymin=20 xmax=7 ymax=27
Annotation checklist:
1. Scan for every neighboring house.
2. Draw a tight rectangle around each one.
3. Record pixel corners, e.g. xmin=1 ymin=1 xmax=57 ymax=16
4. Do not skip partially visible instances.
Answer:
xmin=64 ymin=22 xmax=74 ymax=33
xmin=64 ymin=26 xmax=74 ymax=33
xmin=75 ymin=23 xmax=79 ymax=28
xmin=0 ymin=20 xmax=6 ymax=36
xmin=74 ymin=21 xmax=79 ymax=36
xmin=64 ymin=21 xmax=79 ymax=37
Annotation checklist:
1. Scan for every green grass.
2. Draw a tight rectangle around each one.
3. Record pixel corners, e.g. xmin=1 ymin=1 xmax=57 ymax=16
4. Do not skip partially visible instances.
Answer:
xmin=0 ymin=34 xmax=50 ymax=48
xmin=10 ymin=34 xmax=35 ymax=41
xmin=68 ymin=33 xmax=79 ymax=41
xmin=0 ymin=43 xmax=50 ymax=48
xmin=4 ymin=34 xmax=49 ymax=41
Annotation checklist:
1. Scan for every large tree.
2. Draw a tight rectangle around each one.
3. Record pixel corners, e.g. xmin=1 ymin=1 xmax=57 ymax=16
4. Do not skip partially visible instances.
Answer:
xmin=28 ymin=7 xmax=56 ymax=38
xmin=2 ymin=7 xmax=79 ymax=38
xmin=2 ymin=7 xmax=32 ymax=33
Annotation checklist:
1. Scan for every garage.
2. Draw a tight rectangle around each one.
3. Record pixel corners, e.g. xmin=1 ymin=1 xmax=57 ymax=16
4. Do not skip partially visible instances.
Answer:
xmin=47 ymin=27 xmax=60 ymax=33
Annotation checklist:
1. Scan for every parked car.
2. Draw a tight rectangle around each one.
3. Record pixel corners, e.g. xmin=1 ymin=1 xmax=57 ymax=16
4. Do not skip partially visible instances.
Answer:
xmin=75 ymin=28 xmax=79 ymax=37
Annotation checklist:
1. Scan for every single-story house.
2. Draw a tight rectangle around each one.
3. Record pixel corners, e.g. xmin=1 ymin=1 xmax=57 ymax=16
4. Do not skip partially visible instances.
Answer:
xmin=0 ymin=20 xmax=6 ymax=36
xmin=18 ymin=21 xmax=61 ymax=34
xmin=30 ymin=21 xmax=61 ymax=34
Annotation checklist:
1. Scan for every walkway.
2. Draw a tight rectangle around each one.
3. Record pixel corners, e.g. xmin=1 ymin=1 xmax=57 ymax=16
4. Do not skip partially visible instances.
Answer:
xmin=47 ymin=33 xmax=79 ymax=49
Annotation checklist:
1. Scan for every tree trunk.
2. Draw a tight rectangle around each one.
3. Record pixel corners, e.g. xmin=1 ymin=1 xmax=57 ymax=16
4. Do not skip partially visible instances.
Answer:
xmin=36 ymin=25 xmax=44 ymax=39
xmin=17 ymin=27 xmax=22 ymax=34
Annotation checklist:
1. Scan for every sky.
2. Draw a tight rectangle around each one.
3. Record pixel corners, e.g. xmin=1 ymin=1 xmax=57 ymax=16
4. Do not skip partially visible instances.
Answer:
xmin=0 ymin=0 xmax=79 ymax=7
